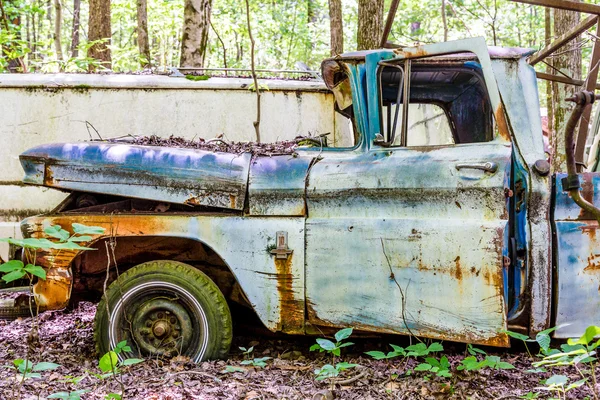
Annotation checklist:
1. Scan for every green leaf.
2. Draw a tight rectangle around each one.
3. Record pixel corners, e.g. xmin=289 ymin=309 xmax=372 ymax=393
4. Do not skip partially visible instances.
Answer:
xmin=223 ymin=365 xmax=245 ymax=373
xmin=365 ymin=351 xmax=388 ymax=360
xmin=47 ymin=393 xmax=70 ymax=400
xmin=309 ymin=344 xmax=322 ymax=352
xmin=414 ymin=363 xmax=432 ymax=371
xmin=337 ymin=342 xmax=354 ymax=348
xmin=566 ymin=378 xmax=587 ymax=390
xmin=99 ymin=351 xmax=118 ymax=373
xmin=496 ymin=361 xmax=515 ymax=369
xmin=44 ymin=225 xmax=70 ymax=241
xmin=335 ymin=328 xmax=353 ymax=342
xmin=32 ymin=362 xmax=60 ymax=371
xmin=72 ymin=223 xmax=105 ymax=235
xmin=23 ymin=264 xmax=46 ymax=280
xmin=120 ymin=358 xmax=144 ymax=367
xmin=427 ymin=342 xmax=444 ymax=353
xmin=568 ymin=326 xmax=600 ymax=346
xmin=440 ymin=356 xmax=450 ymax=369
xmin=0 ymin=260 xmax=24 ymax=273
xmin=2 ymin=269 xmax=26 ymax=283
xmin=335 ymin=362 xmax=357 ymax=371
xmin=389 ymin=344 xmax=405 ymax=354
xmin=316 ymin=338 xmax=336 ymax=351
xmin=105 ymin=394 xmax=122 ymax=400
xmin=545 ymin=374 xmax=568 ymax=386
xmin=68 ymin=235 xmax=93 ymax=243
xmin=503 ymin=330 xmax=534 ymax=342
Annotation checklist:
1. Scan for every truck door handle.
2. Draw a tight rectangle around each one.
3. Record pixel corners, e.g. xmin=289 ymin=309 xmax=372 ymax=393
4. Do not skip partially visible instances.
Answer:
xmin=455 ymin=162 xmax=498 ymax=173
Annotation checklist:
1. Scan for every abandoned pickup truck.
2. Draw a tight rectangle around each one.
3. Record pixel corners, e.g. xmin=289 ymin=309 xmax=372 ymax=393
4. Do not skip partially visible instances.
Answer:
xmin=6 ymin=37 xmax=599 ymax=362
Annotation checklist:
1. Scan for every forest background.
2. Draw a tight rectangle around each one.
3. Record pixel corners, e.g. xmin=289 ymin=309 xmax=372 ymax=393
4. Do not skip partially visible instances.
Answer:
xmin=0 ymin=0 xmax=597 ymax=168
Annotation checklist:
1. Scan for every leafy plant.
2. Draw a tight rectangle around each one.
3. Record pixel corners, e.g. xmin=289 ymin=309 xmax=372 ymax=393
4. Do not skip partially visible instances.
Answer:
xmin=414 ymin=355 xmax=452 ymax=378
xmin=533 ymin=326 xmax=600 ymax=400
xmin=405 ymin=342 xmax=444 ymax=358
xmin=502 ymin=327 xmax=558 ymax=358
xmin=239 ymin=346 xmax=254 ymax=359
xmin=2 ymin=359 xmax=60 ymax=381
xmin=535 ymin=374 xmax=586 ymax=400
xmin=97 ymin=340 xmax=144 ymax=378
xmin=457 ymin=355 xmax=514 ymax=371
xmin=240 ymin=356 xmax=271 ymax=368
xmin=310 ymin=327 xmax=354 ymax=358
xmin=48 ymin=390 xmax=91 ymax=400
xmin=314 ymin=362 xmax=358 ymax=383
xmin=466 ymin=343 xmax=487 ymax=356
xmin=365 ymin=344 xmax=406 ymax=360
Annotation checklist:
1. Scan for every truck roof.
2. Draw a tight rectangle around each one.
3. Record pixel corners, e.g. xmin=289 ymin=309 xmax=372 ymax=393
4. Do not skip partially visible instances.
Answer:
xmin=335 ymin=45 xmax=534 ymax=62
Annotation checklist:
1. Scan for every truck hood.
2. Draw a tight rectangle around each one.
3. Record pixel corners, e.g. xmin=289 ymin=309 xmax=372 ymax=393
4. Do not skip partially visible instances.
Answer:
xmin=20 ymin=142 xmax=251 ymax=210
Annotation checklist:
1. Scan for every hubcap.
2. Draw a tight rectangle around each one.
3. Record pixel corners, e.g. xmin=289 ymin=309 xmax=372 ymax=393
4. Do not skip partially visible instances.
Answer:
xmin=131 ymin=298 xmax=193 ymax=357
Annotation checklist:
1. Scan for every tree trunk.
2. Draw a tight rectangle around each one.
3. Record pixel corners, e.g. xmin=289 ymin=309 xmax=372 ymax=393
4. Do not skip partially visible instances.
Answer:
xmin=442 ymin=0 xmax=448 ymax=41
xmin=87 ymin=0 xmax=112 ymax=69
xmin=1 ymin=0 xmax=24 ymax=71
xmin=551 ymin=6 xmax=582 ymax=172
xmin=136 ymin=0 xmax=151 ymax=67
xmin=54 ymin=0 xmax=63 ymax=63
xmin=357 ymin=0 xmax=383 ymax=50
xmin=328 ymin=0 xmax=343 ymax=55
xmin=545 ymin=7 xmax=553 ymax=139
xmin=71 ymin=0 xmax=80 ymax=57
xmin=179 ymin=0 xmax=212 ymax=67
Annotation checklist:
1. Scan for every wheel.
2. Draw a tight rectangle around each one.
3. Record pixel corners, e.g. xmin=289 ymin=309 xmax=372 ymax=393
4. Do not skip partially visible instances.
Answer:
xmin=94 ymin=260 xmax=232 ymax=362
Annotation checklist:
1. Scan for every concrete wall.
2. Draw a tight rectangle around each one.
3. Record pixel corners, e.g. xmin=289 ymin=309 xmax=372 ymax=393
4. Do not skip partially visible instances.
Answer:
xmin=0 ymin=74 xmax=347 ymax=253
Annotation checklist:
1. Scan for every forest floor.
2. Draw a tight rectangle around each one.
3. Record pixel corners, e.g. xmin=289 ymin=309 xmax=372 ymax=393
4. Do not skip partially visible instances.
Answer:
xmin=0 ymin=301 xmax=595 ymax=400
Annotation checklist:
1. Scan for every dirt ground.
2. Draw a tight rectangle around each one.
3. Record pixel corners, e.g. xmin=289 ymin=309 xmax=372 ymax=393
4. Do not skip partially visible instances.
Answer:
xmin=0 ymin=302 xmax=595 ymax=399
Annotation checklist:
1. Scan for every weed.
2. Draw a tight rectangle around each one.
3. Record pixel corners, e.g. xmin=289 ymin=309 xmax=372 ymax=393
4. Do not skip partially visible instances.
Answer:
xmin=535 ymin=374 xmax=586 ymax=400
xmin=414 ymin=355 xmax=452 ymax=378
xmin=48 ymin=390 xmax=90 ymax=400
xmin=241 ymin=357 xmax=271 ymax=368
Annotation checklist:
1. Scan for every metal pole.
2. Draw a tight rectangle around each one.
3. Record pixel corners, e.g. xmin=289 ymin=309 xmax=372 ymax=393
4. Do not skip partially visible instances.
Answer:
xmin=575 ymin=20 xmax=600 ymax=170
xmin=380 ymin=0 xmax=401 ymax=48
xmin=528 ymin=15 xmax=597 ymax=65
xmin=509 ymin=0 xmax=600 ymax=15
xmin=536 ymin=71 xmax=600 ymax=90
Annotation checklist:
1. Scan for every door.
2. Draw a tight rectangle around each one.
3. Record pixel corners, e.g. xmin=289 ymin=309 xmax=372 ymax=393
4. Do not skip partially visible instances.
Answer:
xmin=305 ymin=38 xmax=512 ymax=346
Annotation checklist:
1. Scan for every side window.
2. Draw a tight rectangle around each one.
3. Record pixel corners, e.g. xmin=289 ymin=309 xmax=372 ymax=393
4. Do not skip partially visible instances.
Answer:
xmin=378 ymin=58 xmax=494 ymax=147
xmin=382 ymin=103 xmax=454 ymax=146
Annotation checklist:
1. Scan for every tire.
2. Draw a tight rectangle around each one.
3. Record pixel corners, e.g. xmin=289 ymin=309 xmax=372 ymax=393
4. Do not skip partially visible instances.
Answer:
xmin=94 ymin=260 xmax=232 ymax=362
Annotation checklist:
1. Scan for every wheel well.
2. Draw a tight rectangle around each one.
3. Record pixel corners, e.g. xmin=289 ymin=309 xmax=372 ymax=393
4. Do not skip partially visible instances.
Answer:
xmin=71 ymin=236 xmax=249 ymax=307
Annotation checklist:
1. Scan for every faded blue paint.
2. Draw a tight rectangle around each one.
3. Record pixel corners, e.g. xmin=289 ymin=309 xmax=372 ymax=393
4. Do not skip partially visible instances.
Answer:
xmin=20 ymin=142 xmax=251 ymax=209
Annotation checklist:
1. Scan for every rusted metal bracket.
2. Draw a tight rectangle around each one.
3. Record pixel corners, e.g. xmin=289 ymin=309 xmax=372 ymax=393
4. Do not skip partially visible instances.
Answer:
xmin=510 ymin=0 xmax=600 ymax=15
xmin=528 ymin=15 xmax=597 ymax=66
xmin=380 ymin=0 xmax=401 ymax=48
xmin=270 ymin=231 xmax=293 ymax=259
xmin=564 ymin=91 xmax=600 ymax=221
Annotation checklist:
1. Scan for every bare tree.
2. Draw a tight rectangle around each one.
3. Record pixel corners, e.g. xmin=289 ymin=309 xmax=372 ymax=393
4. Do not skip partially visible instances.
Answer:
xmin=442 ymin=0 xmax=448 ymax=41
xmin=328 ymin=0 xmax=343 ymax=55
xmin=88 ymin=0 xmax=112 ymax=69
xmin=357 ymin=0 xmax=383 ymax=50
xmin=245 ymin=0 xmax=260 ymax=142
xmin=71 ymin=0 xmax=80 ymax=57
xmin=180 ymin=0 xmax=212 ymax=67
xmin=137 ymin=0 xmax=151 ymax=67
xmin=551 ymin=7 xmax=582 ymax=172
xmin=54 ymin=0 xmax=63 ymax=63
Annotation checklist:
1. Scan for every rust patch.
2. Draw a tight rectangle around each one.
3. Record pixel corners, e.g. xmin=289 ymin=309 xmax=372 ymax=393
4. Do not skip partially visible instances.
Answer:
xmin=580 ymin=223 xmax=598 ymax=242
xmin=32 ymin=267 xmax=71 ymax=309
xmin=44 ymin=164 xmax=54 ymax=185
xmin=393 ymin=47 xmax=429 ymax=59
xmin=579 ymin=177 xmax=595 ymax=220
xmin=453 ymin=256 xmax=463 ymax=280
xmin=274 ymin=254 xmax=304 ymax=334
xmin=229 ymin=194 xmax=236 ymax=209
xmin=494 ymin=105 xmax=511 ymax=142
xmin=585 ymin=253 xmax=600 ymax=272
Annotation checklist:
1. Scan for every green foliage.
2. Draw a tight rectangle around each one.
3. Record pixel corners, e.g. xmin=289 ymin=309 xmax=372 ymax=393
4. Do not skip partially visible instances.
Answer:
xmin=536 ymin=374 xmax=587 ymax=399
xmin=314 ymin=362 xmax=358 ymax=381
xmin=405 ymin=342 xmax=444 ymax=358
xmin=239 ymin=346 xmax=254 ymax=359
xmin=457 ymin=355 xmax=514 ymax=371
xmin=97 ymin=340 xmax=143 ymax=377
xmin=414 ymin=355 xmax=452 ymax=378
xmin=310 ymin=328 xmax=354 ymax=357
xmin=222 ymin=365 xmax=246 ymax=373
xmin=2 ymin=359 xmax=60 ymax=381
xmin=365 ymin=344 xmax=406 ymax=360
xmin=48 ymin=390 xmax=90 ymax=400
xmin=240 ymin=356 xmax=271 ymax=368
